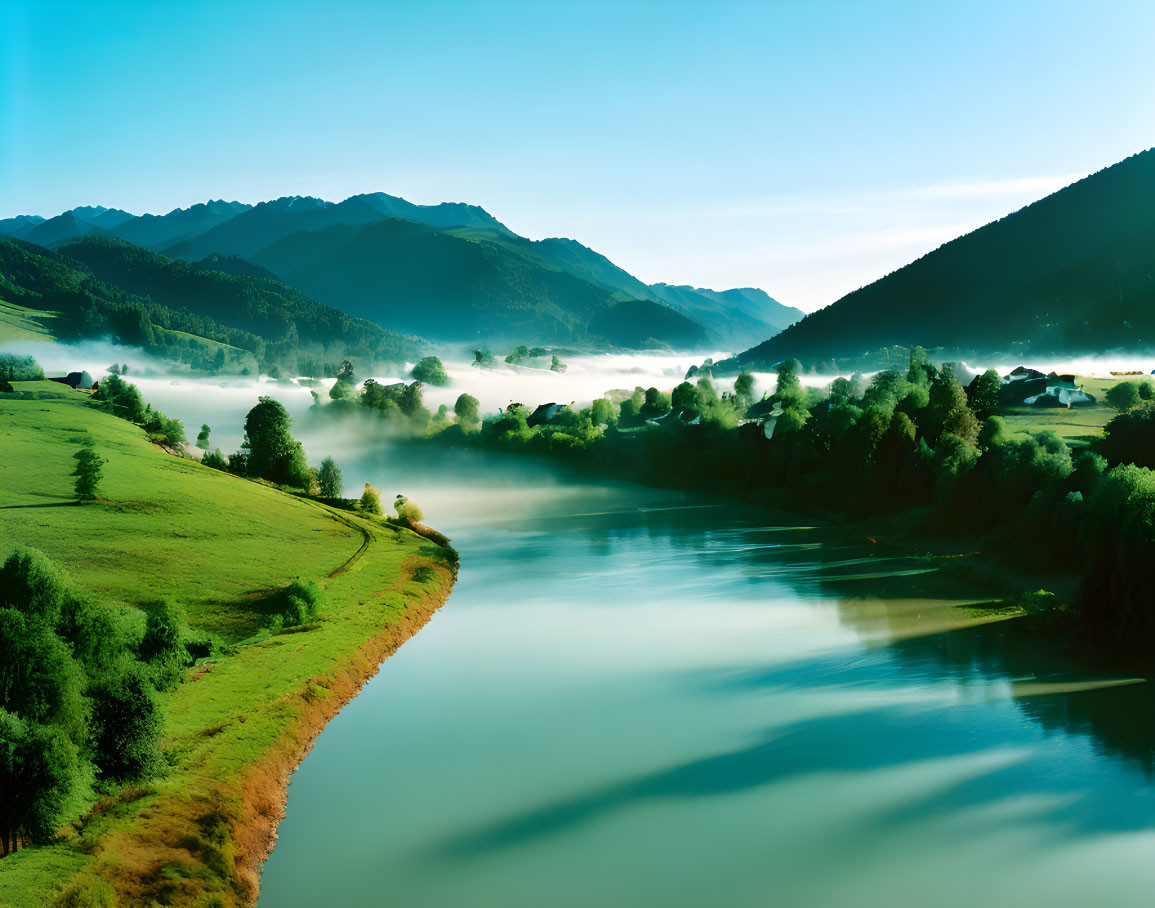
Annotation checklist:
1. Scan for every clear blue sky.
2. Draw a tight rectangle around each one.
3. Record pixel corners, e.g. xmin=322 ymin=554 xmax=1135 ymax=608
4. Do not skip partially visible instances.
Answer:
xmin=2 ymin=0 xmax=1153 ymax=310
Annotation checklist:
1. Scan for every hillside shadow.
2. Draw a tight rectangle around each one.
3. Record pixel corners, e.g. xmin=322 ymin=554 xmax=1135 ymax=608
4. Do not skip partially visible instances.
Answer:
xmin=429 ymin=699 xmax=1155 ymax=863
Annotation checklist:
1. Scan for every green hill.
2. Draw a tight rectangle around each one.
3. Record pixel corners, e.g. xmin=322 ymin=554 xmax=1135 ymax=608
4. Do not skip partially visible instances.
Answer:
xmin=46 ymin=237 xmax=424 ymax=372
xmin=731 ymin=148 xmax=1155 ymax=370
xmin=0 ymin=382 xmax=454 ymax=906
xmin=252 ymin=218 xmax=710 ymax=347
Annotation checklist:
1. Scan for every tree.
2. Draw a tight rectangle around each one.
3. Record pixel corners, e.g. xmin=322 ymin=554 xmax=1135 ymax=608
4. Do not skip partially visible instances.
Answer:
xmin=72 ymin=446 xmax=105 ymax=502
xmin=590 ymin=398 xmax=614 ymax=426
xmin=139 ymin=601 xmax=190 ymax=691
xmin=966 ymin=370 xmax=1002 ymax=421
xmin=472 ymin=349 xmax=496 ymax=368
xmin=1097 ymin=402 xmax=1155 ymax=469
xmin=317 ymin=456 xmax=343 ymax=498
xmin=241 ymin=397 xmax=309 ymax=486
xmin=550 ymin=355 xmax=567 ymax=373
xmin=671 ymin=382 xmax=700 ymax=415
xmin=0 ymin=710 xmax=87 ymax=851
xmin=196 ymin=424 xmax=211 ymax=448
xmin=1106 ymin=380 xmax=1142 ymax=412
xmin=88 ymin=665 xmax=164 ymax=782
xmin=394 ymin=495 xmax=424 ymax=522
xmin=0 ymin=609 xmax=88 ymax=743
xmin=359 ymin=483 xmax=382 ymax=515
xmin=412 ymin=356 xmax=450 ymax=386
xmin=734 ymin=373 xmax=756 ymax=411
xmin=454 ymin=393 xmax=481 ymax=430
xmin=773 ymin=360 xmax=806 ymax=409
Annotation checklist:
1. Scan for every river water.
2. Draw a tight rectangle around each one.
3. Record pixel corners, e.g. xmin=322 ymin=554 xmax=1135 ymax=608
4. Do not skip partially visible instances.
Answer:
xmin=257 ymin=449 xmax=1155 ymax=908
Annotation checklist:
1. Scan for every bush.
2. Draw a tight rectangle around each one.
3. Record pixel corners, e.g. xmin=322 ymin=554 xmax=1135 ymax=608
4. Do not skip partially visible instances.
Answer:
xmin=139 ymin=601 xmax=191 ymax=690
xmin=265 ymin=580 xmax=324 ymax=630
xmin=411 ymin=356 xmax=450 ymax=386
xmin=88 ymin=663 xmax=165 ymax=781
xmin=0 ymin=352 xmax=45 ymax=382
xmin=359 ymin=482 xmax=382 ymax=515
xmin=394 ymin=495 xmax=424 ymax=522
xmin=1106 ymin=380 xmax=1142 ymax=412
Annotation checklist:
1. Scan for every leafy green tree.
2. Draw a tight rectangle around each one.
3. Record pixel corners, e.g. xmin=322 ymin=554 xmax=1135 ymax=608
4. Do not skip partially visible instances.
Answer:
xmin=966 ymin=369 xmax=1002 ymax=421
xmin=92 ymin=374 xmax=146 ymax=423
xmin=411 ymin=356 xmax=450 ymax=386
xmin=241 ymin=397 xmax=309 ymax=486
xmin=454 ymin=393 xmax=481 ymax=430
xmin=1106 ymin=380 xmax=1142 ymax=412
xmin=0 ymin=353 xmax=44 ymax=382
xmin=1097 ymin=402 xmax=1155 ymax=469
xmin=978 ymin=415 xmax=1007 ymax=449
xmin=505 ymin=346 xmax=530 ymax=365
xmin=671 ymin=382 xmax=700 ymax=414
xmin=202 ymin=448 xmax=228 ymax=470
xmin=139 ymin=601 xmax=190 ymax=690
xmin=472 ymin=349 xmax=496 ymax=368
xmin=550 ymin=355 xmax=567 ymax=373
xmin=72 ymin=446 xmax=105 ymax=502
xmin=359 ymin=482 xmax=382 ymax=515
xmin=733 ymin=373 xmax=756 ymax=410
xmin=317 ymin=456 xmax=343 ymax=498
xmin=88 ymin=664 xmax=165 ymax=781
xmin=399 ymin=382 xmax=425 ymax=418
xmin=0 ymin=710 xmax=88 ymax=851
xmin=773 ymin=360 xmax=807 ymax=409
xmin=590 ymin=398 xmax=614 ymax=426
xmin=196 ymin=424 xmax=211 ymax=448
xmin=0 ymin=609 xmax=88 ymax=743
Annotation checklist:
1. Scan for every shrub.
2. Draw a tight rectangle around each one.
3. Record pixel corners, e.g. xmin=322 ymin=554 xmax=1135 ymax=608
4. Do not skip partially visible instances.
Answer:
xmin=265 ymin=580 xmax=324 ymax=630
xmin=411 ymin=356 xmax=450 ymax=386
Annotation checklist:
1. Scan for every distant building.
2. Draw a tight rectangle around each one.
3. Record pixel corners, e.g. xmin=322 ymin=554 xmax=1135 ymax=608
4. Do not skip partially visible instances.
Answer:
xmin=48 ymin=370 xmax=96 ymax=390
xmin=527 ymin=402 xmax=570 ymax=427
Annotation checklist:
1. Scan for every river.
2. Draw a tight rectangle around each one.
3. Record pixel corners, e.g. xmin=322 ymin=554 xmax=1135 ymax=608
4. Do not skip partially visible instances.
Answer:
xmin=257 ymin=448 xmax=1155 ymax=908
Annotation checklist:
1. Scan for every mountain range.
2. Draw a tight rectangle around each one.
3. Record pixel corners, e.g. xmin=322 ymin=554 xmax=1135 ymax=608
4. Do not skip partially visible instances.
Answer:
xmin=0 ymin=192 xmax=803 ymax=351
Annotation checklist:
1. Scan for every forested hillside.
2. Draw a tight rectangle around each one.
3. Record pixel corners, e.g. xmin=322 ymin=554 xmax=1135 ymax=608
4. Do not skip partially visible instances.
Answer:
xmin=733 ymin=148 xmax=1155 ymax=369
xmin=1 ymin=191 xmax=794 ymax=350
xmin=0 ymin=237 xmax=422 ymax=373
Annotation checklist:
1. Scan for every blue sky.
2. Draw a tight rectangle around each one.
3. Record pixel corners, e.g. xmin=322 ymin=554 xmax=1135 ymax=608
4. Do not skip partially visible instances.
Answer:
xmin=2 ymin=0 xmax=1153 ymax=310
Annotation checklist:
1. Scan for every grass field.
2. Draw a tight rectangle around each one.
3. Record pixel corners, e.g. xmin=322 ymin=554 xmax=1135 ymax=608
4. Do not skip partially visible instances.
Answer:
xmin=0 ymin=299 xmax=58 ymax=345
xmin=0 ymin=383 xmax=456 ymax=907
xmin=1002 ymin=375 xmax=1126 ymax=447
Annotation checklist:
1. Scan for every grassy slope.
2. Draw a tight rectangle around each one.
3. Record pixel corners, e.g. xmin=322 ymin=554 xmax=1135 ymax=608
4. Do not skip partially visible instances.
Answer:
xmin=1002 ymin=375 xmax=1120 ymax=447
xmin=0 ymin=384 xmax=455 ymax=907
xmin=0 ymin=299 xmax=57 ymax=345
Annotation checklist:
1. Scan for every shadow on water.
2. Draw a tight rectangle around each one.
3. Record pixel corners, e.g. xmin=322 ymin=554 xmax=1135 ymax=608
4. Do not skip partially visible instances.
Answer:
xmin=431 ymin=699 xmax=1154 ymax=862
xmin=429 ymin=495 xmax=1154 ymax=864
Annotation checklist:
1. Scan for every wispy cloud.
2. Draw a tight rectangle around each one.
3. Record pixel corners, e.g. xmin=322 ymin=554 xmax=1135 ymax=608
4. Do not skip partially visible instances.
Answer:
xmin=904 ymin=173 xmax=1084 ymax=201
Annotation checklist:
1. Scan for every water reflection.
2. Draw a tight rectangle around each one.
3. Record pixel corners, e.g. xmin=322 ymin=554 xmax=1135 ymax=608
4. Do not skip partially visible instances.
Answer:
xmin=258 ymin=448 xmax=1154 ymax=908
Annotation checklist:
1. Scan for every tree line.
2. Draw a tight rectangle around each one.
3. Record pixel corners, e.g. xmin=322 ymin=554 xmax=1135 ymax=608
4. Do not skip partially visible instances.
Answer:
xmin=379 ymin=348 xmax=1155 ymax=643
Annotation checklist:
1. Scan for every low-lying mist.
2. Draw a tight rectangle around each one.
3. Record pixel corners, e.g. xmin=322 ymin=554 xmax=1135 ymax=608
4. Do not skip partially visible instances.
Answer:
xmin=10 ymin=334 xmax=1155 ymax=532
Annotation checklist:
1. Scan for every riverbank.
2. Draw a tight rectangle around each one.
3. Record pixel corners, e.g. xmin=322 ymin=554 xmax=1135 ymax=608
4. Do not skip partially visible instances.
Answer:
xmin=0 ymin=383 xmax=457 ymax=907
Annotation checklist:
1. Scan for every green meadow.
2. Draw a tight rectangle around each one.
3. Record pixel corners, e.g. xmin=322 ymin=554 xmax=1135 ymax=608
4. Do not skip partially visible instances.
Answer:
xmin=0 ymin=382 xmax=456 ymax=907
xmin=0 ymin=300 xmax=57 ymax=345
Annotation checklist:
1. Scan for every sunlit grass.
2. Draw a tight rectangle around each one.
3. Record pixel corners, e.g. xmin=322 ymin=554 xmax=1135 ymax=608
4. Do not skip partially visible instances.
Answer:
xmin=0 ymin=385 xmax=454 ymax=906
